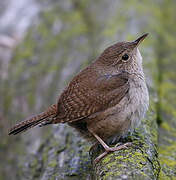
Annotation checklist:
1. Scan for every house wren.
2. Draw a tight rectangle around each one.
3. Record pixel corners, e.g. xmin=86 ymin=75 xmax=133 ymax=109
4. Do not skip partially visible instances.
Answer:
xmin=9 ymin=34 xmax=149 ymax=163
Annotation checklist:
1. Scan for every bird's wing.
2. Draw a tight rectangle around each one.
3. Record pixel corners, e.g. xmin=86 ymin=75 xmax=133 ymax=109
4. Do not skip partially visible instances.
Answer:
xmin=56 ymin=71 xmax=129 ymax=123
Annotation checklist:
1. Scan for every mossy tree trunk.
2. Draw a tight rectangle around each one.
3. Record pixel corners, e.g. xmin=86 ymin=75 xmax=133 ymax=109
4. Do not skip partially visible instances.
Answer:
xmin=1 ymin=0 xmax=176 ymax=179
xmin=152 ymin=1 xmax=176 ymax=179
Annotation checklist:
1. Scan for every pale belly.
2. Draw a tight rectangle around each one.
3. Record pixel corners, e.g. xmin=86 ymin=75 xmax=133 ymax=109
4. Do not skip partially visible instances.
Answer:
xmin=86 ymin=79 xmax=149 ymax=141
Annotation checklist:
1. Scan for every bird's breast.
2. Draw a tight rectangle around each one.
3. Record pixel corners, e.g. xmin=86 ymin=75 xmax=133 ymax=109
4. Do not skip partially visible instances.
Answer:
xmin=126 ymin=78 xmax=149 ymax=132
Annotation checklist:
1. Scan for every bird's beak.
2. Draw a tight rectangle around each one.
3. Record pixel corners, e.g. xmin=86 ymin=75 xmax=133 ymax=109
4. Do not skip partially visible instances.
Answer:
xmin=133 ymin=33 xmax=148 ymax=47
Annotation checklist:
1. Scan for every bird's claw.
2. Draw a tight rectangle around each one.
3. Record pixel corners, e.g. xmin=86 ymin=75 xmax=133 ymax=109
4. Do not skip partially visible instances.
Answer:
xmin=93 ymin=142 xmax=132 ymax=165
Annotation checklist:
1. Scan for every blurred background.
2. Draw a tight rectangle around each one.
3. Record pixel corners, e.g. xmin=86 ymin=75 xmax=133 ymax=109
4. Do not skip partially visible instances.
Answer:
xmin=0 ymin=0 xmax=176 ymax=179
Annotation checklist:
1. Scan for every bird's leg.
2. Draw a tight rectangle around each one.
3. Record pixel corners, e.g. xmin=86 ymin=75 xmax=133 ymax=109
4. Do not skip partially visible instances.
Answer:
xmin=92 ymin=133 xmax=112 ymax=152
xmin=91 ymin=132 xmax=132 ymax=164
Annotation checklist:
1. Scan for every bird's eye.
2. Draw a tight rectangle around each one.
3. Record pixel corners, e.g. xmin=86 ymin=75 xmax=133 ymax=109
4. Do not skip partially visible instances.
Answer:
xmin=122 ymin=54 xmax=129 ymax=61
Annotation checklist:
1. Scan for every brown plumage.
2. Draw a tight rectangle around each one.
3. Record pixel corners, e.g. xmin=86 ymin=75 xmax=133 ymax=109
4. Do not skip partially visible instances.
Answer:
xmin=9 ymin=34 xmax=149 ymax=163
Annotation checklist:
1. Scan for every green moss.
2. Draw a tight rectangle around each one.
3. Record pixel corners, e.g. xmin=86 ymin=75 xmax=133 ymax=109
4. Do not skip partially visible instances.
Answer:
xmin=159 ymin=169 xmax=171 ymax=180
xmin=159 ymin=142 xmax=176 ymax=165
xmin=102 ymin=171 xmax=114 ymax=179
xmin=49 ymin=160 xmax=57 ymax=168
xmin=43 ymin=147 xmax=49 ymax=163
xmin=161 ymin=122 xmax=172 ymax=132
xmin=161 ymin=158 xmax=176 ymax=167
xmin=30 ymin=158 xmax=38 ymax=168
xmin=159 ymin=140 xmax=176 ymax=179
xmin=115 ymin=155 xmax=124 ymax=160
xmin=95 ymin=137 xmax=159 ymax=179
xmin=101 ymin=154 xmax=112 ymax=164
xmin=106 ymin=160 xmax=119 ymax=169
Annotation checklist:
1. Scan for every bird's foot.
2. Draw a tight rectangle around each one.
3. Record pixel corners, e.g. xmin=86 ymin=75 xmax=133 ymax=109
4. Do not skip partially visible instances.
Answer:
xmin=93 ymin=142 xmax=132 ymax=165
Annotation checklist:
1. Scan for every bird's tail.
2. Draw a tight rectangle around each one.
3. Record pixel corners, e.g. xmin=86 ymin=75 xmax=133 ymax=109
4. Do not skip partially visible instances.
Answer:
xmin=8 ymin=104 xmax=57 ymax=135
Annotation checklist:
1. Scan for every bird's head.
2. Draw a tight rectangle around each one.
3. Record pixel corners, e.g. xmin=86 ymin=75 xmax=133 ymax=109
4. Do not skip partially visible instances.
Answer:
xmin=99 ymin=33 xmax=148 ymax=74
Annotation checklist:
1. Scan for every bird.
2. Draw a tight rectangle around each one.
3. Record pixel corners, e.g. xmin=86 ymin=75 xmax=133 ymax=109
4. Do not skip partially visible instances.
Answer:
xmin=9 ymin=34 xmax=149 ymax=164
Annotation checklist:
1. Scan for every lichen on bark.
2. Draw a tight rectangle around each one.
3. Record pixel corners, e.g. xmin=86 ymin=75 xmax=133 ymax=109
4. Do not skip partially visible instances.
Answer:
xmin=2 ymin=0 xmax=176 ymax=180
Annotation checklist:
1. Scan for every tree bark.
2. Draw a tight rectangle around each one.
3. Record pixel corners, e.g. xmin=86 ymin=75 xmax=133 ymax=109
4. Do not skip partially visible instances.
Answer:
xmin=2 ymin=0 xmax=176 ymax=180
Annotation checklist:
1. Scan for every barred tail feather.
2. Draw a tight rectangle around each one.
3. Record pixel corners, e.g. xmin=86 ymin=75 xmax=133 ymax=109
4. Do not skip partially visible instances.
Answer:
xmin=8 ymin=104 xmax=57 ymax=135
